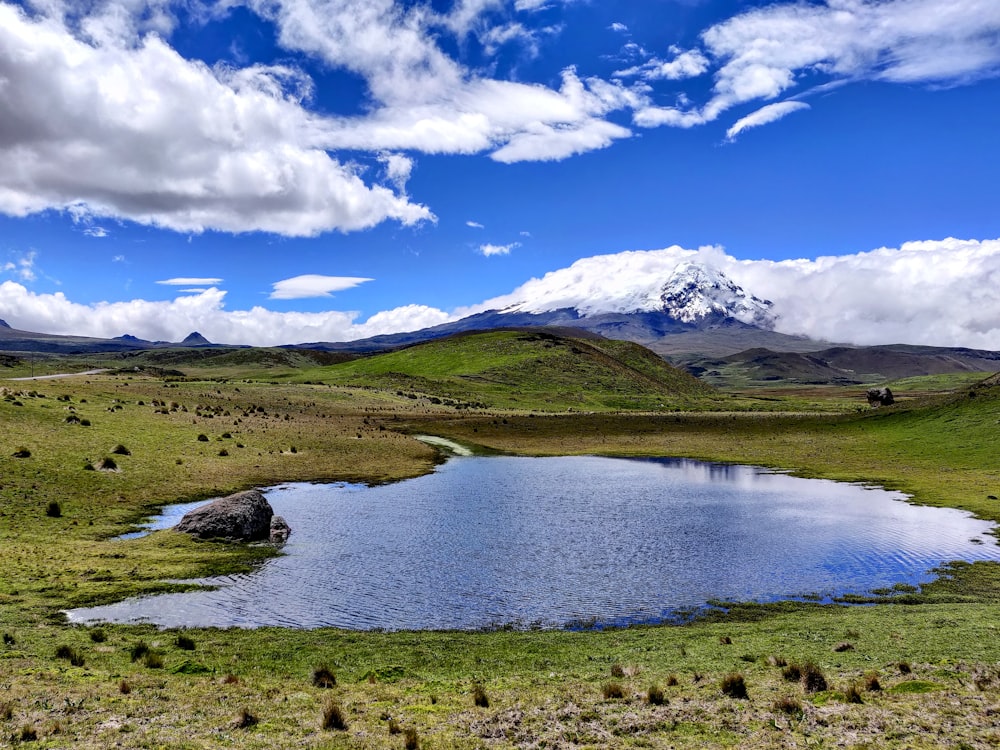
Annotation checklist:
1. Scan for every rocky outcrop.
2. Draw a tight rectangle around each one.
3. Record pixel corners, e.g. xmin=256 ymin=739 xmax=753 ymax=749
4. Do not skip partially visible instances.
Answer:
xmin=866 ymin=387 xmax=895 ymax=407
xmin=175 ymin=489 xmax=274 ymax=541
xmin=269 ymin=515 xmax=291 ymax=543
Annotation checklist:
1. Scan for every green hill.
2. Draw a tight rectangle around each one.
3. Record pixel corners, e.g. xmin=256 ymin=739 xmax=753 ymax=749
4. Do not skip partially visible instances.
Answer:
xmin=303 ymin=329 xmax=718 ymax=411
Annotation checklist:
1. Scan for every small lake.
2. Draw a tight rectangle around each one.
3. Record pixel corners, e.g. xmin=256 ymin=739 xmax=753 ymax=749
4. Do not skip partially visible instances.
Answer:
xmin=68 ymin=456 xmax=1000 ymax=630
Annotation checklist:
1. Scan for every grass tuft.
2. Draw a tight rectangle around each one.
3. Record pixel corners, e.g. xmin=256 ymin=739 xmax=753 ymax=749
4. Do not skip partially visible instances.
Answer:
xmin=175 ymin=634 xmax=196 ymax=651
xmin=45 ymin=501 xmax=62 ymax=518
xmin=610 ymin=662 xmax=625 ymax=678
xmin=601 ymin=681 xmax=625 ymax=700
xmin=130 ymin=642 xmax=149 ymax=662
xmin=863 ymin=672 xmax=882 ymax=692
xmin=111 ymin=444 xmax=131 ymax=455
xmin=833 ymin=641 xmax=855 ymax=652
xmin=720 ymin=672 xmax=748 ymax=699
xmin=2 ymin=633 xmax=14 ymax=646
xmin=321 ymin=700 xmax=348 ymax=731
xmin=234 ymin=708 xmax=258 ymax=729
xmin=403 ymin=726 xmax=420 ymax=749
xmin=19 ymin=724 xmax=37 ymax=742
xmin=898 ymin=661 xmax=912 ymax=675
xmin=665 ymin=674 xmax=678 ymax=687
xmin=118 ymin=680 xmax=131 ymax=695
xmin=472 ymin=682 xmax=490 ymax=707
xmin=772 ymin=695 xmax=803 ymax=716
xmin=88 ymin=628 xmax=106 ymax=643
xmin=143 ymin=651 xmax=164 ymax=669
xmin=781 ymin=664 xmax=801 ymax=682
xmin=312 ymin=665 xmax=336 ymax=688
xmin=800 ymin=662 xmax=828 ymax=693
xmin=1 ymin=702 xmax=13 ymax=721
xmin=646 ymin=684 xmax=666 ymax=705
xmin=767 ymin=654 xmax=787 ymax=667
xmin=844 ymin=683 xmax=864 ymax=704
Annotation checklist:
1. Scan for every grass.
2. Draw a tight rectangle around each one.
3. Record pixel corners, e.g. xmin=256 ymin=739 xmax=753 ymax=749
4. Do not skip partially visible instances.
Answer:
xmin=2 ymin=358 xmax=1000 ymax=747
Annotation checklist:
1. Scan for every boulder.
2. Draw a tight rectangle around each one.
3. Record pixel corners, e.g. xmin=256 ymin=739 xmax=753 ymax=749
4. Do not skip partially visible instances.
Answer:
xmin=866 ymin=387 xmax=895 ymax=407
xmin=269 ymin=515 xmax=291 ymax=543
xmin=175 ymin=489 xmax=273 ymax=541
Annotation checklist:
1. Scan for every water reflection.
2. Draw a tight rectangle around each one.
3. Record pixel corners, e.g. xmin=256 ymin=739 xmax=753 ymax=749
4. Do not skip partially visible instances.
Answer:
xmin=68 ymin=456 xmax=1000 ymax=630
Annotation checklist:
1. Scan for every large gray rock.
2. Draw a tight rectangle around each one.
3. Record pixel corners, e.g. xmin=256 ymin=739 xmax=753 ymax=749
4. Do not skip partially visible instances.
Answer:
xmin=175 ymin=489 xmax=273 ymax=541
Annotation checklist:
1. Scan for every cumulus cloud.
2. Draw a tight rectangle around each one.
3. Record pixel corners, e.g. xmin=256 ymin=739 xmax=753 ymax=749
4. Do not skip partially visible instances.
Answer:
xmin=725 ymin=101 xmax=810 ymax=141
xmin=0 ymin=1 xmax=432 ymax=236
xmin=0 ymin=281 xmax=454 ymax=346
xmin=269 ymin=274 xmax=374 ymax=300
xmin=615 ymin=47 xmax=710 ymax=81
xmin=479 ymin=242 xmax=519 ymax=257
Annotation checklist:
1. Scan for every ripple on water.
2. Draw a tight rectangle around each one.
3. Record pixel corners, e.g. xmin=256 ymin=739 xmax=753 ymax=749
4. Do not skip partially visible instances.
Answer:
xmin=68 ymin=456 xmax=1000 ymax=630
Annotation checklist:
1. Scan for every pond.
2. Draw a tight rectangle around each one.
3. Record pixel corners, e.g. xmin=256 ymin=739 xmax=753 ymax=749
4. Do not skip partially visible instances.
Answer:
xmin=67 ymin=455 xmax=1000 ymax=630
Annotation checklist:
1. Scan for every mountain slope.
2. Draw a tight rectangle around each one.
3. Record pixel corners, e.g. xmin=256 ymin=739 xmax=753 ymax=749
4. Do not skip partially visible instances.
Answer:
xmin=312 ymin=329 xmax=718 ymax=411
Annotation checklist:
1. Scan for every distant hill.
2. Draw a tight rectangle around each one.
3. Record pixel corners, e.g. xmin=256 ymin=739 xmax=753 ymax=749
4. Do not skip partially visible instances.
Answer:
xmin=679 ymin=344 xmax=1000 ymax=386
xmin=313 ymin=329 xmax=718 ymax=411
xmin=0 ymin=321 xmax=235 ymax=354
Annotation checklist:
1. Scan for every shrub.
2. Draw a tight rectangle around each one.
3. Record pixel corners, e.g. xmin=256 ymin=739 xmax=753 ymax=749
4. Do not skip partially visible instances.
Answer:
xmin=473 ymin=683 xmax=490 ymax=707
xmin=175 ymin=635 xmax=196 ymax=651
xmin=601 ymin=681 xmax=625 ymax=700
xmin=321 ymin=701 xmax=348 ymax=731
xmin=45 ymin=501 xmax=62 ymax=518
xmin=647 ymin=684 xmax=666 ymax=705
xmin=111 ymin=444 xmax=131 ymax=455
xmin=800 ymin=662 xmax=828 ymax=693
xmin=89 ymin=629 xmax=106 ymax=643
xmin=403 ymin=727 xmax=420 ymax=749
xmin=721 ymin=672 xmax=748 ymax=699
xmin=312 ymin=665 xmax=336 ymax=688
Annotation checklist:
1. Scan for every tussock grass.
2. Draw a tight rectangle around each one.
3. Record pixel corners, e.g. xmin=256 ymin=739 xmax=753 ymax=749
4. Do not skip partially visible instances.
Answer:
xmin=321 ymin=700 xmax=347 ymax=731
xmin=646 ymin=684 xmax=666 ymax=705
xmin=312 ymin=665 xmax=336 ymax=688
xmin=472 ymin=682 xmax=490 ymax=707
xmin=601 ymin=681 xmax=625 ymax=700
xmin=720 ymin=672 xmax=748 ymax=699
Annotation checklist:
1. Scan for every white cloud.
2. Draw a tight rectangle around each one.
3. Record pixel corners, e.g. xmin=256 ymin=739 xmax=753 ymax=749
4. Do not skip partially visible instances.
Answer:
xmin=83 ymin=226 xmax=109 ymax=238
xmin=467 ymin=220 xmax=485 ymax=229
xmin=112 ymin=255 xmax=126 ymax=263
xmin=616 ymin=47 xmax=709 ymax=81
xmin=0 ymin=281 xmax=454 ymax=346
xmin=378 ymin=153 xmax=414 ymax=194
xmin=269 ymin=274 xmax=374 ymax=300
xmin=157 ymin=277 xmax=224 ymax=286
xmin=469 ymin=238 xmax=1000 ymax=349
xmin=609 ymin=22 xmax=628 ymax=33
xmin=479 ymin=242 xmax=520 ymax=257
xmin=2 ymin=251 xmax=38 ymax=282
xmin=725 ymin=101 xmax=810 ymax=141
xmin=636 ymin=0 xmax=1000 ymax=133
xmin=0 ymin=2 xmax=432 ymax=236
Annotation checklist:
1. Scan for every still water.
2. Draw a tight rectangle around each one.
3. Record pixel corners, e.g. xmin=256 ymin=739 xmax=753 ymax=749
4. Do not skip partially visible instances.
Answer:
xmin=68 ymin=456 xmax=1000 ymax=630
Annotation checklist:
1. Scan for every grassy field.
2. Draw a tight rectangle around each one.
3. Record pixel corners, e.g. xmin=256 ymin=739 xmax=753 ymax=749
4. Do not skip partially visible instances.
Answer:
xmin=2 ymin=353 xmax=1000 ymax=748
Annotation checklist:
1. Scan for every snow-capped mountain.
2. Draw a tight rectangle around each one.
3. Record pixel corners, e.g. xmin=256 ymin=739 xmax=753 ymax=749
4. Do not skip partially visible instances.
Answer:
xmin=499 ymin=260 xmax=774 ymax=328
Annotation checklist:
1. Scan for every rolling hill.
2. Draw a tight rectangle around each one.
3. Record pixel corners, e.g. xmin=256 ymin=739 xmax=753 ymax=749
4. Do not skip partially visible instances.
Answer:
xmin=304 ymin=329 xmax=719 ymax=411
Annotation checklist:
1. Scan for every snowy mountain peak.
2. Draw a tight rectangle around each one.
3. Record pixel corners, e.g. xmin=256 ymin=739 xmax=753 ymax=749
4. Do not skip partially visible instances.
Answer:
xmin=498 ymin=255 xmax=774 ymax=328
xmin=659 ymin=262 xmax=774 ymax=326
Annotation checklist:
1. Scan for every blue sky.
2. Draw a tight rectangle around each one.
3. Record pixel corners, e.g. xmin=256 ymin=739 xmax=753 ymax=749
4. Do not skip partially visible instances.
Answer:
xmin=1 ymin=0 xmax=999 ymax=347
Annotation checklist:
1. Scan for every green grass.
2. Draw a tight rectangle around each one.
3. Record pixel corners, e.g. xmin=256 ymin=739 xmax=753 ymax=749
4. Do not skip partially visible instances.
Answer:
xmin=285 ymin=330 xmax=720 ymax=411
xmin=2 ymin=361 xmax=1000 ymax=747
